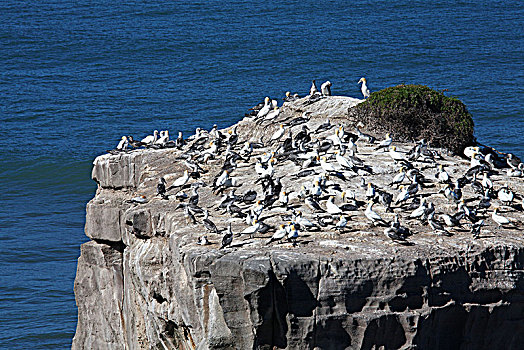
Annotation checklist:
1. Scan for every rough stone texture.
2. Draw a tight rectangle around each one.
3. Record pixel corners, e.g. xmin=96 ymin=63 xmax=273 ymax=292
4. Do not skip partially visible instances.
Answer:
xmin=74 ymin=95 xmax=524 ymax=349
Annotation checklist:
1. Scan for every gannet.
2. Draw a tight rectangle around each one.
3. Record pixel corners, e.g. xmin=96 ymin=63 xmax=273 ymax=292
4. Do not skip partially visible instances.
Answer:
xmin=141 ymin=130 xmax=158 ymax=144
xmin=507 ymin=163 xmax=523 ymax=177
xmin=305 ymin=196 xmax=324 ymax=212
xmin=395 ymin=185 xmax=410 ymax=204
xmin=294 ymin=211 xmax=316 ymax=229
xmin=506 ymin=153 xmax=520 ymax=169
xmin=441 ymin=212 xmax=463 ymax=228
xmin=366 ymin=183 xmax=375 ymax=200
xmin=279 ymin=190 xmax=289 ymax=207
xmin=346 ymin=137 xmax=357 ymax=154
xmin=320 ymin=156 xmax=336 ymax=172
xmin=375 ymin=133 xmax=392 ymax=150
xmin=428 ymin=212 xmax=450 ymax=235
xmin=321 ymin=81 xmax=332 ymax=96
xmin=463 ymin=146 xmax=480 ymax=159
xmin=335 ymin=215 xmax=348 ymax=231
xmin=287 ymin=224 xmax=299 ymax=245
xmin=358 ymin=77 xmax=370 ymax=98
xmin=335 ymin=150 xmax=352 ymax=169
xmin=256 ymin=97 xmax=271 ymax=119
xmin=175 ymin=131 xmax=185 ymax=149
xmin=481 ymin=172 xmax=492 ymax=189
xmin=270 ymin=124 xmax=286 ymax=142
xmin=497 ymin=184 xmax=514 ymax=205
xmin=355 ymin=125 xmax=375 ymax=143
xmin=326 ymin=129 xmax=342 ymax=146
xmin=116 ymin=136 xmax=128 ymax=151
xmin=436 ymin=164 xmax=450 ymax=183
xmin=173 ymin=170 xmax=190 ymax=187
xmin=155 ymin=130 xmax=169 ymax=145
xmin=390 ymin=167 xmax=406 ymax=187
xmin=252 ymin=200 xmax=264 ymax=218
xmin=365 ymin=201 xmax=386 ymax=225
xmin=157 ymin=177 xmax=167 ymax=199
xmin=389 ymin=146 xmax=406 ymax=162
xmin=241 ymin=219 xmax=260 ymax=238
xmin=326 ymin=196 xmax=343 ymax=215
xmin=492 ymin=208 xmax=510 ymax=227
xmin=202 ymin=209 xmax=218 ymax=233
xmin=220 ymin=224 xmax=234 ymax=249
xmin=264 ymin=106 xmax=280 ymax=120
xmin=409 ymin=198 xmax=427 ymax=219
xmin=266 ymin=224 xmax=287 ymax=245
xmin=309 ymin=80 xmax=318 ymax=95
xmin=478 ymin=189 xmax=491 ymax=211
xmin=215 ymin=170 xmax=229 ymax=187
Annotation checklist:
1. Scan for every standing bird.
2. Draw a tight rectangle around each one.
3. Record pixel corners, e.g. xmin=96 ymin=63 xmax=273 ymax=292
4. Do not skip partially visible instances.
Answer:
xmin=116 ymin=136 xmax=129 ymax=151
xmin=358 ymin=77 xmax=370 ymax=99
xmin=375 ymin=133 xmax=392 ymax=151
xmin=157 ymin=177 xmax=168 ymax=199
xmin=365 ymin=201 xmax=387 ymax=225
xmin=172 ymin=170 xmax=190 ymax=188
xmin=321 ymin=81 xmax=332 ymax=96
xmin=256 ymin=97 xmax=271 ymax=119
xmin=492 ymin=208 xmax=510 ymax=227
xmin=202 ymin=209 xmax=219 ymax=233
xmin=266 ymin=224 xmax=288 ymax=245
xmin=270 ymin=124 xmax=286 ymax=142
xmin=309 ymin=80 xmax=318 ymax=95
xmin=220 ymin=223 xmax=234 ymax=249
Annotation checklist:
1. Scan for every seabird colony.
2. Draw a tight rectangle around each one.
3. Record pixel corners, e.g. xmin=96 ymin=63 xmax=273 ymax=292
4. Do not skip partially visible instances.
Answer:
xmin=116 ymin=78 xmax=523 ymax=249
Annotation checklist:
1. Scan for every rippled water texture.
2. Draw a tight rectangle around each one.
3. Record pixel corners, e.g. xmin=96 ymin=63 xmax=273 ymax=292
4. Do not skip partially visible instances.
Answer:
xmin=0 ymin=1 xmax=522 ymax=348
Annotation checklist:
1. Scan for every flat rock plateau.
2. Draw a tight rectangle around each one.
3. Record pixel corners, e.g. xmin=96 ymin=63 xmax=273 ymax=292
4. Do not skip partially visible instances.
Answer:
xmin=73 ymin=95 xmax=524 ymax=350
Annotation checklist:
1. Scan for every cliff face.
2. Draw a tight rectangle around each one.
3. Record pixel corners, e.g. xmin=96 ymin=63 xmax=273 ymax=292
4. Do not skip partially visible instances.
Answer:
xmin=73 ymin=96 xmax=524 ymax=350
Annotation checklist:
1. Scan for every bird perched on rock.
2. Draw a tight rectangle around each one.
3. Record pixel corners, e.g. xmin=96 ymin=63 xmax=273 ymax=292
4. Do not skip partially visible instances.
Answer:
xmin=157 ymin=177 xmax=168 ymax=199
xmin=321 ymin=81 xmax=332 ymax=96
xmin=309 ymin=80 xmax=318 ymax=95
xmin=358 ymin=77 xmax=370 ymax=98
xmin=220 ymin=224 xmax=234 ymax=249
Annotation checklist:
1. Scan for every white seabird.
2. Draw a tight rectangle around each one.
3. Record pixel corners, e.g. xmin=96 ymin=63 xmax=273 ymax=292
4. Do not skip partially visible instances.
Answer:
xmin=241 ymin=219 xmax=260 ymax=238
xmin=358 ymin=77 xmax=370 ymax=98
xmin=375 ymin=133 xmax=392 ymax=150
xmin=389 ymin=146 xmax=406 ymax=162
xmin=319 ymin=156 xmax=336 ymax=172
xmin=264 ymin=106 xmax=280 ymax=120
xmin=141 ymin=130 xmax=158 ymax=145
xmin=492 ymin=208 xmax=510 ymax=227
xmin=365 ymin=201 xmax=385 ymax=225
xmin=335 ymin=215 xmax=348 ymax=231
xmin=256 ymin=97 xmax=271 ymax=119
xmin=266 ymin=224 xmax=287 ymax=245
xmin=270 ymin=124 xmax=286 ymax=142
xmin=321 ymin=81 xmax=332 ymax=96
xmin=326 ymin=196 xmax=343 ymax=215
xmin=116 ymin=136 xmax=128 ymax=151
xmin=172 ymin=170 xmax=189 ymax=187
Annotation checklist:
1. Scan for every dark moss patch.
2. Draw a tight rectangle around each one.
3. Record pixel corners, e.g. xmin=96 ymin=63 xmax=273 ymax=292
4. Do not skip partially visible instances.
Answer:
xmin=349 ymin=84 xmax=475 ymax=154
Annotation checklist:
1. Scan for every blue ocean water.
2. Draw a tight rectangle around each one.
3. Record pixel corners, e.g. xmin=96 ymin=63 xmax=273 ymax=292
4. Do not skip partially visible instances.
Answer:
xmin=0 ymin=0 xmax=522 ymax=348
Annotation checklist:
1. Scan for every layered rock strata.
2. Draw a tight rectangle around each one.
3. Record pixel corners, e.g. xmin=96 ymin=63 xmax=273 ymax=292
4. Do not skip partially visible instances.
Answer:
xmin=73 ymin=96 xmax=524 ymax=349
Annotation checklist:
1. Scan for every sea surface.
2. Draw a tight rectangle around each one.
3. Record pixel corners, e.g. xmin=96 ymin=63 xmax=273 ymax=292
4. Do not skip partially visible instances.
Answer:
xmin=0 ymin=0 xmax=522 ymax=348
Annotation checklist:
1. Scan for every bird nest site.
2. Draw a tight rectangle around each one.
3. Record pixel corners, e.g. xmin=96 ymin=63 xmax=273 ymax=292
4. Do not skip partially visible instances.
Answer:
xmin=94 ymin=85 xmax=524 ymax=261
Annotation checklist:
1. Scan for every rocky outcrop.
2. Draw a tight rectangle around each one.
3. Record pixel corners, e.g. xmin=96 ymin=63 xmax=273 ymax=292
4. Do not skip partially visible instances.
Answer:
xmin=73 ymin=95 xmax=524 ymax=349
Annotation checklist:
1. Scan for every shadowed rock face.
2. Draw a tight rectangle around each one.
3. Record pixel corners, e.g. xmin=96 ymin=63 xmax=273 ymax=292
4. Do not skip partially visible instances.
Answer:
xmin=73 ymin=96 xmax=524 ymax=350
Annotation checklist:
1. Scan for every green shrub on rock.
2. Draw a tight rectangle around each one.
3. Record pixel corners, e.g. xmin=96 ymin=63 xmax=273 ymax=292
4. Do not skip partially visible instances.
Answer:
xmin=350 ymin=84 xmax=475 ymax=154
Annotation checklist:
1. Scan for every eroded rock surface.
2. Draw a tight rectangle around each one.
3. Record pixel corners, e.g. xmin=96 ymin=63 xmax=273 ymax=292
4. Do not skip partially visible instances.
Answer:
xmin=73 ymin=96 xmax=524 ymax=350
